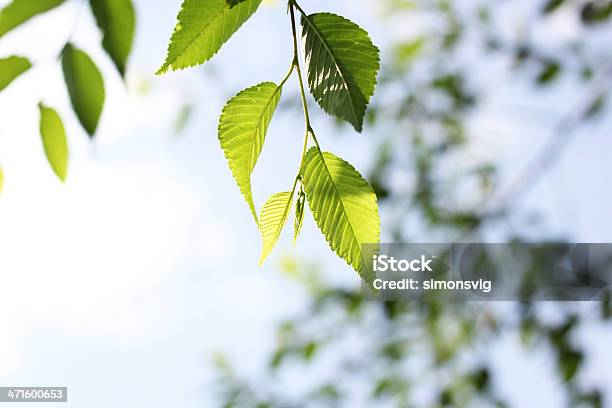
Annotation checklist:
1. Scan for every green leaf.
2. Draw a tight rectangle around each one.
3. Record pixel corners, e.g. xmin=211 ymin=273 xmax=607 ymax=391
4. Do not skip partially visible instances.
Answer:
xmin=542 ymin=0 xmax=566 ymax=14
xmin=293 ymin=187 xmax=305 ymax=244
xmin=302 ymin=147 xmax=380 ymax=281
xmin=536 ymin=61 xmax=561 ymax=85
xmin=38 ymin=103 xmax=69 ymax=181
xmin=581 ymin=1 xmax=612 ymax=24
xmin=259 ymin=191 xmax=293 ymax=265
xmin=62 ymin=44 xmax=105 ymax=137
xmin=157 ymin=0 xmax=262 ymax=74
xmin=301 ymin=12 xmax=380 ymax=132
xmin=89 ymin=0 xmax=136 ymax=77
xmin=218 ymin=82 xmax=282 ymax=222
xmin=0 ymin=0 xmax=66 ymax=38
xmin=0 ymin=56 xmax=31 ymax=92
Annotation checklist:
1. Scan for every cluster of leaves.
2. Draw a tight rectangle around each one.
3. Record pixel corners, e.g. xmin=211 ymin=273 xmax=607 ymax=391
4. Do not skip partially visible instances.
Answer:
xmin=212 ymin=0 xmax=612 ymax=406
xmin=158 ymin=0 xmax=382 ymax=279
xmin=0 ymin=0 xmax=135 ymax=183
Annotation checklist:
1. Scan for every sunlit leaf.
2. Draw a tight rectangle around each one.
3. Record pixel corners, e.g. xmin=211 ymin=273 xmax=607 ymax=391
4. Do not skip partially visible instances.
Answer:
xmin=301 ymin=12 xmax=380 ymax=132
xmin=259 ymin=191 xmax=293 ymax=265
xmin=302 ymin=147 xmax=380 ymax=281
xmin=62 ymin=44 xmax=105 ymax=137
xmin=38 ymin=103 xmax=69 ymax=181
xmin=157 ymin=0 xmax=262 ymax=74
xmin=218 ymin=82 xmax=282 ymax=222
xmin=89 ymin=0 xmax=136 ymax=77
xmin=0 ymin=56 xmax=31 ymax=92
xmin=0 ymin=0 xmax=66 ymax=38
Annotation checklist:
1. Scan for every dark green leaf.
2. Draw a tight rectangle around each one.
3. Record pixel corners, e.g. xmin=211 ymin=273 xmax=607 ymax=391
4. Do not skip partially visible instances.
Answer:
xmin=581 ymin=1 xmax=612 ymax=24
xmin=157 ymin=0 xmax=262 ymax=74
xmin=62 ymin=44 xmax=105 ymax=137
xmin=536 ymin=61 xmax=561 ymax=85
xmin=0 ymin=0 xmax=66 ymax=38
xmin=301 ymin=13 xmax=380 ymax=132
xmin=38 ymin=103 xmax=69 ymax=181
xmin=0 ymin=56 xmax=31 ymax=92
xmin=89 ymin=0 xmax=136 ymax=77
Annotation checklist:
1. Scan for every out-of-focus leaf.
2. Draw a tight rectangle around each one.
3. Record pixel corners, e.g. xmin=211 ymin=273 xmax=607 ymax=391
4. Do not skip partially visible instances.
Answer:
xmin=0 ymin=56 xmax=31 ymax=92
xmin=536 ymin=61 xmax=561 ymax=85
xmin=558 ymin=348 xmax=583 ymax=381
xmin=89 ymin=0 xmax=136 ymax=77
xmin=157 ymin=0 xmax=262 ymax=74
xmin=542 ymin=0 xmax=566 ymax=14
xmin=432 ymin=73 xmax=474 ymax=107
xmin=269 ymin=346 xmax=287 ymax=369
xmin=394 ymin=37 xmax=426 ymax=67
xmin=302 ymin=341 xmax=317 ymax=360
xmin=581 ymin=1 xmax=612 ymax=24
xmin=173 ymin=103 xmax=193 ymax=135
xmin=0 ymin=0 xmax=66 ymax=38
xmin=583 ymin=93 xmax=607 ymax=120
xmin=38 ymin=103 xmax=69 ymax=181
xmin=0 ymin=165 xmax=4 ymax=194
xmin=469 ymin=368 xmax=490 ymax=391
xmin=62 ymin=44 xmax=105 ymax=137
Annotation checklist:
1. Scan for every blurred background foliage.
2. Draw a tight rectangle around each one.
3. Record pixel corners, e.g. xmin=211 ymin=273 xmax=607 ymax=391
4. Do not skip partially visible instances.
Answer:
xmin=213 ymin=0 xmax=612 ymax=406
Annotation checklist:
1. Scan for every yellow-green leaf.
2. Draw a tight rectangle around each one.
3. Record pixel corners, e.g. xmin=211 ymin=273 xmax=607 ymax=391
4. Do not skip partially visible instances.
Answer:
xmin=293 ymin=187 xmax=305 ymax=244
xmin=89 ymin=0 xmax=136 ymax=77
xmin=62 ymin=44 xmax=105 ymax=137
xmin=38 ymin=103 xmax=69 ymax=182
xmin=301 ymin=13 xmax=380 ymax=132
xmin=259 ymin=191 xmax=293 ymax=266
xmin=218 ymin=82 xmax=282 ymax=223
xmin=303 ymin=147 xmax=380 ymax=282
xmin=0 ymin=0 xmax=66 ymax=38
xmin=0 ymin=56 xmax=31 ymax=92
xmin=157 ymin=0 xmax=262 ymax=74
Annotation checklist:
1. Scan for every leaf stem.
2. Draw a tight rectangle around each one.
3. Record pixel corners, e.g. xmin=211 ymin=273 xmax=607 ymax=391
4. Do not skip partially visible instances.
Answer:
xmin=289 ymin=0 xmax=322 ymax=172
xmin=278 ymin=59 xmax=295 ymax=89
xmin=289 ymin=2 xmax=312 ymax=132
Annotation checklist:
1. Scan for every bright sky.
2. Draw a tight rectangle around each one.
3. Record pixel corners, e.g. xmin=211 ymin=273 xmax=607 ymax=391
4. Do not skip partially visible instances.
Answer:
xmin=0 ymin=0 xmax=611 ymax=407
